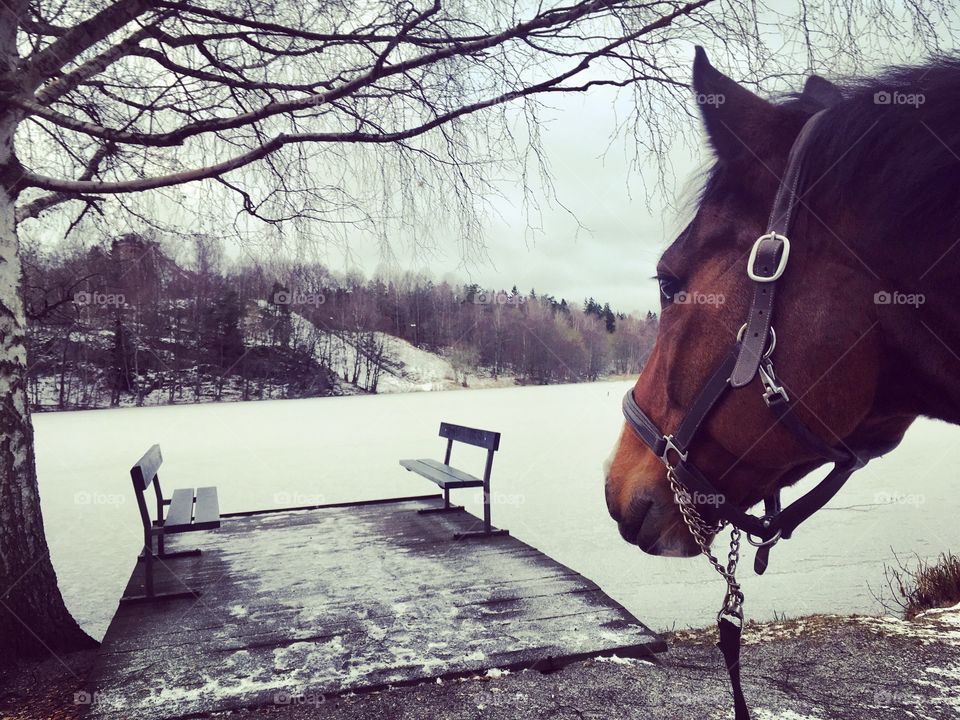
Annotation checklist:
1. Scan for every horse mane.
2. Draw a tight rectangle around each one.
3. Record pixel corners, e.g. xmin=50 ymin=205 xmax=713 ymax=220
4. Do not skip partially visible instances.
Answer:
xmin=698 ymin=58 xmax=960 ymax=253
xmin=802 ymin=58 xmax=960 ymax=242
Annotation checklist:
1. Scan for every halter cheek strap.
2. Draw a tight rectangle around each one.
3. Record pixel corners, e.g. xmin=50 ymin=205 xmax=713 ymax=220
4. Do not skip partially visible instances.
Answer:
xmin=732 ymin=110 xmax=825 ymax=387
xmin=620 ymin=109 xmax=873 ymax=720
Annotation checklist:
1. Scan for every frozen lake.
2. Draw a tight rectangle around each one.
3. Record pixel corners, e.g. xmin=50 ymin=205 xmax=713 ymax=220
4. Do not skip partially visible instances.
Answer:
xmin=34 ymin=381 xmax=960 ymax=640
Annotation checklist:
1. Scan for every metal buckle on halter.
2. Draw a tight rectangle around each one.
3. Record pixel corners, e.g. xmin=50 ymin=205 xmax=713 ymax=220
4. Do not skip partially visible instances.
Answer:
xmin=746 ymin=514 xmax=783 ymax=547
xmin=660 ymin=434 xmax=688 ymax=467
xmin=747 ymin=232 xmax=791 ymax=282
xmin=737 ymin=324 xmax=777 ymax=358
xmin=758 ymin=360 xmax=789 ymax=405
xmin=746 ymin=528 xmax=783 ymax=547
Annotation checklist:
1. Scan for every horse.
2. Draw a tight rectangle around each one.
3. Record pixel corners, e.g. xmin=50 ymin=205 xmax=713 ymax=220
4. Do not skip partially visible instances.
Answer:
xmin=605 ymin=47 xmax=960 ymax=563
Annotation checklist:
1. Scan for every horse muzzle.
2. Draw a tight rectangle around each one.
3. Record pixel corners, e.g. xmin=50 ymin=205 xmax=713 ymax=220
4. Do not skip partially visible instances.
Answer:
xmin=605 ymin=471 xmax=701 ymax=557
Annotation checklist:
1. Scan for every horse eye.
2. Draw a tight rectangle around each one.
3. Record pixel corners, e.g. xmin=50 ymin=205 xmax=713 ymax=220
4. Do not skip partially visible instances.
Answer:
xmin=658 ymin=275 xmax=682 ymax=305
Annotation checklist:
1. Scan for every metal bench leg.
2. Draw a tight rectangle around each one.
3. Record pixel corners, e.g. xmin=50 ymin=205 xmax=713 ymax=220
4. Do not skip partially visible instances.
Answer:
xmin=138 ymin=529 xmax=202 ymax=560
xmin=144 ymin=535 xmax=154 ymax=598
xmin=483 ymin=484 xmax=491 ymax=533
xmin=453 ymin=448 xmax=509 ymax=539
xmin=418 ymin=486 xmax=466 ymax=514
xmin=121 ymin=532 xmax=203 ymax=604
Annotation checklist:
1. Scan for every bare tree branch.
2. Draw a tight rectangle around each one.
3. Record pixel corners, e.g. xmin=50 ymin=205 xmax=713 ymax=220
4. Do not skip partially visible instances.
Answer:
xmin=22 ymin=1 xmax=709 ymax=197
xmin=24 ymin=0 xmax=155 ymax=82
xmin=15 ymin=0 xmax=699 ymax=148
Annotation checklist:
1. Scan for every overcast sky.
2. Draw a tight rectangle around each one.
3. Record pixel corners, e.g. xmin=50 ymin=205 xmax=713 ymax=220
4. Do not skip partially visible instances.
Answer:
xmin=299 ymin=8 xmax=946 ymax=318
xmin=321 ymin=85 xmax=705 ymax=318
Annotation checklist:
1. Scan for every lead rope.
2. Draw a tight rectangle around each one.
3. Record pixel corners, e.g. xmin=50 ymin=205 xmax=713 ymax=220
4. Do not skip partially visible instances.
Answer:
xmin=668 ymin=468 xmax=751 ymax=720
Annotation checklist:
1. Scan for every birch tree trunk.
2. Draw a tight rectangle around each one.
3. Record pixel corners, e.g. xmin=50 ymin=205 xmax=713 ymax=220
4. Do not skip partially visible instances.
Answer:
xmin=0 ymin=0 xmax=96 ymax=662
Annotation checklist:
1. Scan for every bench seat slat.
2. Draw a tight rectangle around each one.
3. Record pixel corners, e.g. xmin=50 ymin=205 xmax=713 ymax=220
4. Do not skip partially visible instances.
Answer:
xmin=193 ymin=486 xmax=221 ymax=530
xmin=399 ymin=459 xmax=484 ymax=489
xmin=418 ymin=459 xmax=484 ymax=486
xmin=164 ymin=488 xmax=195 ymax=533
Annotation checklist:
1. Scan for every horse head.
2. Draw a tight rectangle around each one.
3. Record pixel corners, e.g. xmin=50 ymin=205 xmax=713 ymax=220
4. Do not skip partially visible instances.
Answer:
xmin=604 ymin=49 xmax=960 ymax=557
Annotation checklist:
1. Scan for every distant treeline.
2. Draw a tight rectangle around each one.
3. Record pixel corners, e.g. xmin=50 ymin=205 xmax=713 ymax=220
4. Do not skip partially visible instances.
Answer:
xmin=21 ymin=233 xmax=658 ymax=410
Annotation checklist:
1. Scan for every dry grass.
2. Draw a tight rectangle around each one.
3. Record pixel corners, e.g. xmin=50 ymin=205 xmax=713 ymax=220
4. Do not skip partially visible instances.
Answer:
xmin=879 ymin=551 xmax=960 ymax=619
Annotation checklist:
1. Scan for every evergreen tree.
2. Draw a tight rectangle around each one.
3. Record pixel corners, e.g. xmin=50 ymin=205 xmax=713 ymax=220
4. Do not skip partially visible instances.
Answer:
xmin=602 ymin=303 xmax=616 ymax=333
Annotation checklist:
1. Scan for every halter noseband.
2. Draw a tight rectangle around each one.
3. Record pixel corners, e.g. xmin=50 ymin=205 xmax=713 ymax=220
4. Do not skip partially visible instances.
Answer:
xmin=621 ymin=109 xmax=871 ymax=720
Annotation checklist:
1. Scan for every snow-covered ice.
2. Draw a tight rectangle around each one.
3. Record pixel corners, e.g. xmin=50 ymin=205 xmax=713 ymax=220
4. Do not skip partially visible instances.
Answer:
xmin=32 ymin=381 xmax=960 ymax=640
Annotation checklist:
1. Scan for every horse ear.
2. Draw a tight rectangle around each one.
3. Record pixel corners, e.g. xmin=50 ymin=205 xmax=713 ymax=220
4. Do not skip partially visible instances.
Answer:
xmin=801 ymin=75 xmax=843 ymax=107
xmin=692 ymin=46 xmax=777 ymax=161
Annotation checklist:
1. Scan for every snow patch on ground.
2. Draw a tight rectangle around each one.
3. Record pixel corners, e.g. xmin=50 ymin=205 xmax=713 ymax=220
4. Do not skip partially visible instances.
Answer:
xmin=913 ymin=662 xmax=960 ymax=713
xmin=740 ymin=616 xmax=846 ymax=646
xmin=229 ymin=605 xmax=248 ymax=619
xmin=594 ymin=654 xmax=653 ymax=666
xmin=94 ymin=670 xmax=294 ymax=715
xmin=915 ymin=601 xmax=960 ymax=623
xmin=856 ymin=606 xmax=960 ymax=646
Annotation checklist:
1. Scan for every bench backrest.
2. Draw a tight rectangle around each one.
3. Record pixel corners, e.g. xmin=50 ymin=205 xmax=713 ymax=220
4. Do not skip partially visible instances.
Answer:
xmin=131 ymin=444 xmax=163 ymax=490
xmin=439 ymin=422 xmax=500 ymax=451
xmin=131 ymin=444 xmax=165 ymax=536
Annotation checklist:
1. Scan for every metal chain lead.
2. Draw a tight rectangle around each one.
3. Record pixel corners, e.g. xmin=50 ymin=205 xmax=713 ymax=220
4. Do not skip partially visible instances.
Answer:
xmin=668 ymin=468 xmax=745 ymax=621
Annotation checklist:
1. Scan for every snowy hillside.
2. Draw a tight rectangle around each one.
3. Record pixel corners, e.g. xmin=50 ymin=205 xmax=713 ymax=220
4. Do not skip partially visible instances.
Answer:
xmin=285 ymin=308 xmax=513 ymax=394
xmin=360 ymin=333 xmax=460 ymax=393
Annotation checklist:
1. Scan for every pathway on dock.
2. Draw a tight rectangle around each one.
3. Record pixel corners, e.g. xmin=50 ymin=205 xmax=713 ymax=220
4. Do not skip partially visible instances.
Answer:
xmin=89 ymin=497 xmax=663 ymax=719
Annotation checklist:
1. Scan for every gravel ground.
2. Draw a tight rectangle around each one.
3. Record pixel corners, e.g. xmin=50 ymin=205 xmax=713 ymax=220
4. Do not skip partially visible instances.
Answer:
xmin=3 ymin=608 xmax=958 ymax=720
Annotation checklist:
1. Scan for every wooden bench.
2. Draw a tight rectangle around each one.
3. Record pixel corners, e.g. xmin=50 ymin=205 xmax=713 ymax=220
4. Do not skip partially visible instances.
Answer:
xmin=122 ymin=444 xmax=221 ymax=603
xmin=400 ymin=422 xmax=508 ymax=539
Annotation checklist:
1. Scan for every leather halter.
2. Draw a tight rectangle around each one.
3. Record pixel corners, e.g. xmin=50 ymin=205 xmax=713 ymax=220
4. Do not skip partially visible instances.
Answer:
xmin=621 ymin=109 xmax=868 ymax=575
